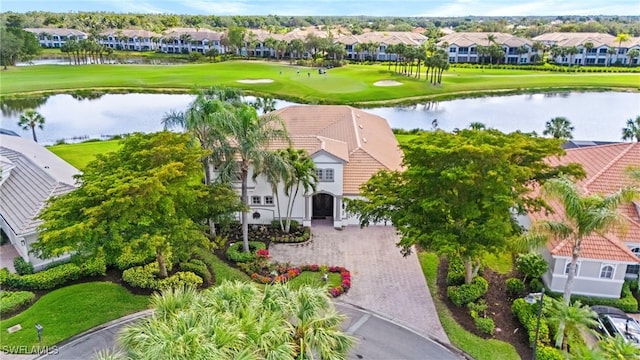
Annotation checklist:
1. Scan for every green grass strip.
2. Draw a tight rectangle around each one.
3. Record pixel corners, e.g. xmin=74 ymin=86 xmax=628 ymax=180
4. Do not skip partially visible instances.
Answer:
xmin=0 ymin=282 xmax=149 ymax=353
xmin=48 ymin=140 xmax=122 ymax=170
xmin=418 ymin=252 xmax=520 ymax=360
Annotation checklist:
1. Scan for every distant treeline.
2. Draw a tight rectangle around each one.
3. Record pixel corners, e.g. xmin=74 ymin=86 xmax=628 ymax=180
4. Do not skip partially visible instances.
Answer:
xmin=1 ymin=12 xmax=639 ymax=37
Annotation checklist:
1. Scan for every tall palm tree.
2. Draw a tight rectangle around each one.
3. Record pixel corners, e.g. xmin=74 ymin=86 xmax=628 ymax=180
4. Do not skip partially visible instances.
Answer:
xmin=545 ymin=298 xmax=598 ymax=350
xmin=18 ymin=109 xmax=45 ymax=142
xmin=627 ymin=48 xmax=640 ymax=66
xmin=543 ymin=116 xmax=574 ymax=139
xmin=281 ymin=148 xmax=317 ymax=233
xmin=615 ymin=33 xmax=630 ymax=64
xmin=104 ymin=282 xmax=354 ymax=360
xmin=622 ymin=115 xmax=640 ymax=142
xmin=530 ymin=176 xmax=638 ymax=303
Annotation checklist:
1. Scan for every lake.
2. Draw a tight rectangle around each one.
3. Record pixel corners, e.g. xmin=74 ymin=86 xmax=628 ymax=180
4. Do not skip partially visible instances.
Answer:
xmin=1 ymin=92 xmax=639 ymax=145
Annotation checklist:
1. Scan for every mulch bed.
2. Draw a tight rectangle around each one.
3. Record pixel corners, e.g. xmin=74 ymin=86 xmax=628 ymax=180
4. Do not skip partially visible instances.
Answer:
xmin=437 ymin=258 xmax=532 ymax=359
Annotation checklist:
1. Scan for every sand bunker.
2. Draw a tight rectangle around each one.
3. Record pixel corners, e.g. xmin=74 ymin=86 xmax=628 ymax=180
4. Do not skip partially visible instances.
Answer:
xmin=374 ymin=80 xmax=403 ymax=87
xmin=237 ymin=79 xmax=274 ymax=84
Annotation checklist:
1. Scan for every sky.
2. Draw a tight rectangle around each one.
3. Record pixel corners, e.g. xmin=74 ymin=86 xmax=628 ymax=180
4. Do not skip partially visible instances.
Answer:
xmin=1 ymin=0 xmax=639 ymax=17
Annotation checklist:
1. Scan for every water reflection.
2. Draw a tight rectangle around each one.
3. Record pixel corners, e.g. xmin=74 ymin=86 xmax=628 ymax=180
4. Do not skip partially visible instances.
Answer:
xmin=0 ymin=92 xmax=638 ymax=145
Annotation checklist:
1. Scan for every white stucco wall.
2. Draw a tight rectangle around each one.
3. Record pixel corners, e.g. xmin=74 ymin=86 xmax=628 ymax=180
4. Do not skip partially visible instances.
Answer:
xmin=546 ymin=255 xmax=627 ymax=299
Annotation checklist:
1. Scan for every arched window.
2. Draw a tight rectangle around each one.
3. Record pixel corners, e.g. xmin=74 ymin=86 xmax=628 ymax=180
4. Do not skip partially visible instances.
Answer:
xmin=600 ymin=265 xmax=615 ymax=279
xmin=564 ymin=261 xmax=580 ymax=276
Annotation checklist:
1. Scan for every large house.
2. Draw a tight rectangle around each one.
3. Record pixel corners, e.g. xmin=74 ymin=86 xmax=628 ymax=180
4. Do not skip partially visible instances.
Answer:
xmin=0 ymin=134 xmax=79 ymax=271
xmin=236 ymin=105 xmax=403 ymax=229
xmin=525 ymin=142 xmax=640 ymax=299
xmin=100 ymin=29 xmax=162 ymax=51
xmin=24 ymin=28 xmax=88 ymax=48
xmin=439 ymin=32 xmax=536 ymax=64
xmin=532 ymin=32 xmax=640 ymax=66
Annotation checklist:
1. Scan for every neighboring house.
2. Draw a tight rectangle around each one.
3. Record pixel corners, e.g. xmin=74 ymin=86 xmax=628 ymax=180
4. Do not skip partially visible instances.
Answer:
xmin=336 ymin=32 xmax=428 ymax=61
xmin=23 ymin=28 xmax=88 ymax=48
xmin=439 ymin=32 xmax=536 ymax=64
xmin=533 ymin=32 xmax=640 ymax=66
xmin=0 ymin=134 xmax=79 ymax=271
xmin=100 ymin=29 xmax=162 ymax=51
xmin=160 ymin=27 xmax=225 ymax=54
xmin=525 ymin=142 xmax=640 ymax=298
xmin=232 ymin=105 xmax=403 ymax=229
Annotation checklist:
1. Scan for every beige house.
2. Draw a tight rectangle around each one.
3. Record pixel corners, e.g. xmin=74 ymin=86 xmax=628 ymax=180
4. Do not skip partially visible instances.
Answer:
xmin=100 ymin=29 xmax=162 ymax=51
xmin=235 ymin=105 xmax=403 ymax=228
xmin=439 ymin=32 xmax=535 ymax=64
xmin=24 ymin=28 xmax=88 ymax=48
xmin=533 ymin=32 xmax=640 ymax=65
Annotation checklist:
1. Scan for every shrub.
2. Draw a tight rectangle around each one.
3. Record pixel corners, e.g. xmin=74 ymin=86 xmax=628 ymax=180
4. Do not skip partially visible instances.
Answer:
xmin=506 ymin=278 xmax=526 ymax=298
xmin=114 ymin=250 xmax=154 ymax=270
xmin=474 ymin=316 xmax=495 ymax=335
xmin=467 ymin=299 xmax=488 ymax=319
xmin=272 ymin=227 xmax=310 ymax=243
xmin=512 ymin=298 xmax=551 ymax=346
xmin=515 ymin=253 xmax=548 ymax=283
xmin=270 ymin=220 xmax=300 ymax=231
xmin=535 ymin=345 xmax=564 ymax=360
xmin=159 ymin=271 xmax=203 ymax=289
xmin=81 ymin=256 xmax=107 ymax=277
xmin=567 ymin=282 xmax=638 ymax=312
xmin=180 ymin=259 xmax=212 ymax=285
xmin=0 ymin=256 xmax=106 ymax=291
xmin=446 ymin=258 xmax=465 ymax=286
xmin=629 ymin=279 xmax=639 ymax=295
xmin=0 ymin=290 xmax=36 ymax=316
xmin=447 ymin=276 xmax=489 ymax=307
xmin=226 ymin=241 xmax=266 ymax=262
xmin=13 ymin=257 xmax=34 ymax=275
xmin=529 ymin=278 xmax=544 ymax=292
xmin=123 ymin=262 xmax=204 ymax=290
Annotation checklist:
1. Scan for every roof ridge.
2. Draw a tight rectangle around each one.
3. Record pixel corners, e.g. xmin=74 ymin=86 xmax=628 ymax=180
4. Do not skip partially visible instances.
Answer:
xmin=350 ymin=108 xmax=362 ymax=149
xmin=583 ymin=143 xmax=635 ymax=190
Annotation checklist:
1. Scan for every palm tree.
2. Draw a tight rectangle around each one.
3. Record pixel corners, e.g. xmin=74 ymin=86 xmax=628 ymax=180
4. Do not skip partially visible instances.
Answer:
xmin=105 ymin=282 xmax=354 ymax=360
xmin=18 ymin=109 xmax=45 ymax=142
xmin=281 ymin=148 xmax=317 ymax=233
xmin=486 ymin=34 xmax=496 ymax=64
xmin=543 ymin=117 xmax=574 ymax=139
xmin=530 ymin=176 xmax=638 ymax=304
xmin=469 ymin=122 xmax=486 ymax=130
xmin=628 ymin=48 xmax=640 ymax=66
xmin=545 ymin=298 xmax=598 ymax=350
xmin=622 ymin=115 xmax=640 ymax=142
xmin=615 ymin=33 xmax=630 ymax=64
xmin=597 ymin=334 xmax=640 ymax=359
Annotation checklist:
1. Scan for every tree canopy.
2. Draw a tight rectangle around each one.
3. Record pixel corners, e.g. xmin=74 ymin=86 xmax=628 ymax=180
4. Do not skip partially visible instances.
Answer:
xmin=34 ymin=131 xmax=241 ymax=277
xmin=347 ymin=128 xmax=584 ymax=283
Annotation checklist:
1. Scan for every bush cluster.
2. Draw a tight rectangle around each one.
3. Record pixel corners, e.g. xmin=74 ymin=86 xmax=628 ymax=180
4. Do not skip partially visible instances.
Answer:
xmin=0 ymin=291 xmax=36 ymax=316
xmin=180 ymin=259 xmax=212 ymax=285
xmin=512 ymin=298 xmax=551 ymax=346
xmin=535 ymin=345 xmax=565 ymax=360
xmin=446 ymin=259 xmax=466 ymax=286
xmin=447 ymin=276 xmax=489 ymax=307
xmin=506 ymin=278 xmax=526 ymax=298
xmin=567 ymin=281 xmax=638 ymax=312
xmin=13 ymin=257 xmax=34 ymax=275
xmin=271 ymin=227 xmax=311 ymax=243
xmin=114 ymin=250 xmax=154 ymax=270
xmin=467 ymin=299 xmax=495 ymax=335
xmin=270 ymin=220 xmax=300 ymax=231
xmin=515 ymin=253 xmax=548 ymax=283
xmin=226 ymin=241 xmax=266 ymax=263
xmin=529 ymin=278 xmax=544 ymax=292
xmin=0 ymin=256 xmax=106 ymax=290
xmin=122 ymin=262 xmax=203 ymax=290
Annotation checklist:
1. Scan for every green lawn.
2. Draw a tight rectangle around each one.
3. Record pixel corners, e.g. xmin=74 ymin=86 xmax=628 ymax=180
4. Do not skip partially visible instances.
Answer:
xmin=287 ymin=271 xmax=342 ymax=290
xmin=1 ymin=61 xmax=637 ymax=105
xmin=48 ymin=139 xmax=121 ymax=170
xmin=0 ymin=282 xmax=149 ymax=353
xmin=418 ymin=252 xmax=520 ymax=360
xmin=483 ymin=252 xmax=514 ymax=275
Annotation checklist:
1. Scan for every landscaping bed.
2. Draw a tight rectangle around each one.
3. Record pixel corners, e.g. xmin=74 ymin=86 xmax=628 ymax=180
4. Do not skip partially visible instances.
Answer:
xmin=437 ymin=258 xmax=531 ymax=359
xmin=220 ymin=223 xmax=309 ymax=245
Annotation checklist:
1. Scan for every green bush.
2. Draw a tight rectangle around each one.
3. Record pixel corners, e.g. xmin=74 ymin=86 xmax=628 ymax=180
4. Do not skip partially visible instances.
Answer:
xmin=506 ymin=278 xmax=526 ymax=298
xmin=446 ymin=258 xmax=466 ymax=286
xmin=0 ymin=290 xmax=36 ymax=316
xmin=512 ymin=298 xmax=550 ymax=346
xmin=515 ymin=253 xmax=548 ymax=283
xmin=467 ymin=299 xmax=488 ymax=319
xmin=271 ymin=227 xmax=311 ymax=243
xmin=447 ymin=276 xmax=489 ymax=307
xmin=114 ymin=250 xmax=154 ymax=270
xmin=529 ymin=278 xmax=544 ymax=292
xmin=629 ymin=279 xmax=639 ymax=294
xmin=535 ymin=345 xmax=564 ymax=360
xmin=0 ymin=256 xmax=106 ymax=291
xmin=180 ymin=259 xmax=212 ymax=285
xmin=13 ymin=257 xmax=34 ymax=275
xmin=123 ymin=262 xmax=203 ymax=290
xmin=226 ymin=241 xmax=266 ymax=263
xmin=270 ymin=220 xmax=300 ymax=232
xmin=474 ymin=316 xmax=495 ymax=336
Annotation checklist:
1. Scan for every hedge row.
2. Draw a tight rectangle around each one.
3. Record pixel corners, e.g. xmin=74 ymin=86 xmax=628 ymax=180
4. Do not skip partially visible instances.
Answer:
xmin=179 ymin=259 xmax=212 ymax=285
xmin=226 ymin=241 xmax=266 ymax=263
xmin=0 ymin=291 xmax=36 ymax=316
xmin=566 ymin=282 xmax=638 ymax=313
xmin=13 ymin=257 xmax=34 ymax=275
xmin=271 ymin=227 xmax=311 ymax=243
xmin=449 ymin=63 xmax=640 ymax=73
xmin=122 ymin=262 xmax=202 ymax=290
xmin=0 ymin=257 xmax=106 ymax=290
xmin=447 ymin=276 xmax=489 ymax=307
xmin=512 ymin=298 xmax=551 ymax=347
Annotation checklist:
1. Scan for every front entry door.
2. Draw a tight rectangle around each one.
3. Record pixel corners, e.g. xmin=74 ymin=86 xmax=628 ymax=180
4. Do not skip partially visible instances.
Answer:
xmin=312 ymin=193 xmax=334 ymax=219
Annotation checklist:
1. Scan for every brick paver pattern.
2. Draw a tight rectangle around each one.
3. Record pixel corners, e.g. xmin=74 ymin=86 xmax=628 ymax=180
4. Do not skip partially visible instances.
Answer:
xmin=269 ymin=224 xmax=449 ymax=344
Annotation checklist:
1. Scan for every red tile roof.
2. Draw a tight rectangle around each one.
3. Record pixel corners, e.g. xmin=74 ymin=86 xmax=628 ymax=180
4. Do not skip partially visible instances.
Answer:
xmin=531 ymin=143 xmax=640 ymax=263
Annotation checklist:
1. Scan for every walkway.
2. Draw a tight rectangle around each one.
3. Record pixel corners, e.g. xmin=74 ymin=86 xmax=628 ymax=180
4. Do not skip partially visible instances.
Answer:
xmin=270 ymin=224 xmax=449 ymax=344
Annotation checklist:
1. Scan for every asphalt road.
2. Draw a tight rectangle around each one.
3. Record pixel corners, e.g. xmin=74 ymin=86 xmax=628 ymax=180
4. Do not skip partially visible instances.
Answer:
xmin=33 ymin=304 xmax=467 ymax=360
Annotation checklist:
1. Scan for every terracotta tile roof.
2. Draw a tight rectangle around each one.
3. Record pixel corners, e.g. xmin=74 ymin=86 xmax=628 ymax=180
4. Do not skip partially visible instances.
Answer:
xmin=272 ymin=105 xmax=403 ymax=194
xmin=531 ymin=143 xmax=640 ymax=263
xmin=532 ymin=32 xmax=640 ymax=48
xmin=439 ymin=32 xmax=532 ymax=48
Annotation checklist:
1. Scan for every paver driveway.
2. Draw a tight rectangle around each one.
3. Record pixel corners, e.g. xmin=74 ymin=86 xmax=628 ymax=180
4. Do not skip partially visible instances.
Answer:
xmin=269 ymin=223 xmax=449 ymax=344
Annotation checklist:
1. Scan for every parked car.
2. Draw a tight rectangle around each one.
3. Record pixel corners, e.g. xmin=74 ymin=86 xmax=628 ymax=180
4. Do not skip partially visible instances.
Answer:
xmin=592 ymin=305 xmax=640 ymax=347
